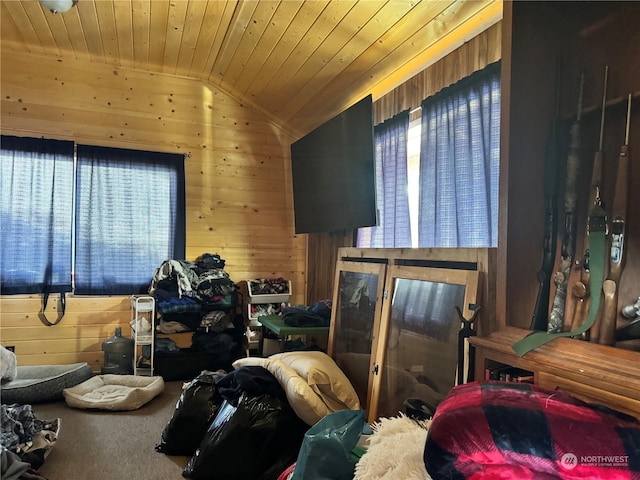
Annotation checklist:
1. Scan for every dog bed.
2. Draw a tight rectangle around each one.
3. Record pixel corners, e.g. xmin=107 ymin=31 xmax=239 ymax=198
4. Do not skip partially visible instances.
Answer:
xmin=0 ymin=362 xmax=94 ymax=405
xmin=63 ymin=374 xmax=165 ymax=410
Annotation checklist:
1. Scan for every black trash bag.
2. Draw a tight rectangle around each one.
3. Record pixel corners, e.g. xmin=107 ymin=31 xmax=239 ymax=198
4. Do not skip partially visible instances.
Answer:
xmin=183 ymin=392 xmax=308 ymax=480
xmin=155 ymin=370 xmax=226 ymax=456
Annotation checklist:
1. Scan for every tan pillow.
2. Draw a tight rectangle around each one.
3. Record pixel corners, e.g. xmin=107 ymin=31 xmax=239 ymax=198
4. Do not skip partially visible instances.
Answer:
xmin=233 ymin=351 xmax=360 ymax=426
xmin=271 ymin=351 xmax=361 ymax=412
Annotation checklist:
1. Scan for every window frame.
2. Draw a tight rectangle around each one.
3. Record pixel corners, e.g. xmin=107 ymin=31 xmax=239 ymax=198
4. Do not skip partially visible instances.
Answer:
xmin=0 ymin=135 xmax=185 ymax=296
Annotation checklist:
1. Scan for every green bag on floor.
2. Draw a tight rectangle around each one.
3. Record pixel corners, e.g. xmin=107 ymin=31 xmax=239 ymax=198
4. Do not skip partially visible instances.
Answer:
xmin=291 ymin=409 xmax=366 ymax=480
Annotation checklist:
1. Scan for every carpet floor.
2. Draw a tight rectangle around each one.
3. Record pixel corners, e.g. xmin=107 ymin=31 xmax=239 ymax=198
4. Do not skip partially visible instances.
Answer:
xmin=32 ymin=380 xmax=191 ymax=480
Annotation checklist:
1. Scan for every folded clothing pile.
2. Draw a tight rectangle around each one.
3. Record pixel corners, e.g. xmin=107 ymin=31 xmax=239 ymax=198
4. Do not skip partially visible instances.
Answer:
xmin=283 ymin=300 xmax=332 ymax=327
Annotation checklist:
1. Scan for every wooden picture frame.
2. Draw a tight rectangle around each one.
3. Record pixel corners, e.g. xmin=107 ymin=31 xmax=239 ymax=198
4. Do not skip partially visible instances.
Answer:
xmin=328 ymin=249 xmax=485 ymax=423
xmin=368 ymin=265 xmax=481 ymax=421
xmin=328 ymin=259 xmax=387 ymax=411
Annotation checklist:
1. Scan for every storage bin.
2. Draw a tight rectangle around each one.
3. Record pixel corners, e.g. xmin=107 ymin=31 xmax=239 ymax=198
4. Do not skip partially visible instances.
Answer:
xmin=247 ymin=303 xmax=282 ymax=323
xmin=154 ymin=350 xmax=202 ymax=381
xmin=247 ymin=279 xmax=291 ymax=304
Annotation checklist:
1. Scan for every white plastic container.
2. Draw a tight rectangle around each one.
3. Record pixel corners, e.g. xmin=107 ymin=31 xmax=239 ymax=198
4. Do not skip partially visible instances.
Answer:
xmin=247 ymin=280 xmax=291 ymax=304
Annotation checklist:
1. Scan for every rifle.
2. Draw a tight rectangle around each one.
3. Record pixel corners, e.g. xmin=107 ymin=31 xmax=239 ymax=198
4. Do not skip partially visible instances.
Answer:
xmin=621 ymin=296 xmax=640 ymax=319
xmin=547 ymin=73 xmax=584 ymax=334
xmin=530 ymin=61 xmax=562 ymax=332
xmin=598 ymin=94 xmax=632 ymax=345
xmin=570 ymin=66 xmax=609 ymax=338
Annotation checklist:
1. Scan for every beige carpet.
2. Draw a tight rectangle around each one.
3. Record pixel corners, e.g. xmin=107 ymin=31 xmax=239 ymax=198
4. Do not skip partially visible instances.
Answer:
xmin=32 ymin=380 xmax=191 ymax=480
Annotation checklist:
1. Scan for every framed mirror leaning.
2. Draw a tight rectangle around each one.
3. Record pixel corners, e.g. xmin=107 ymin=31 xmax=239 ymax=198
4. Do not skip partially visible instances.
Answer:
xmin=328 ymin=259 xmax=387 ymax=411
xmin=370 ymin=265 xmax=480 ymax=422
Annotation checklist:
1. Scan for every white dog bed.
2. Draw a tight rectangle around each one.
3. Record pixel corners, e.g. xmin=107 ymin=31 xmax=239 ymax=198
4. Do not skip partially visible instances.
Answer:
xmin=63 ymin=374 xmax=165 ymax=411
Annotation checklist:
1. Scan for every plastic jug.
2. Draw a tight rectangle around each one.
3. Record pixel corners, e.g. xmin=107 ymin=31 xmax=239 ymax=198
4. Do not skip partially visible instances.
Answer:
xmin=101 ymin=327 xmax=134 ymax=374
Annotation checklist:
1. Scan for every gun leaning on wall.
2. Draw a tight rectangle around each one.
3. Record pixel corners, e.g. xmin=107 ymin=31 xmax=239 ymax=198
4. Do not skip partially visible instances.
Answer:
xmin=570 ymin=66 xmax=609 ymax=339
xmin=530 ymin=63 xmax=562 ymax=332
xmin=548 ymin=73 xmax=585 ymax=334
xmin=597 ymin=94 xmax=633 ymax=345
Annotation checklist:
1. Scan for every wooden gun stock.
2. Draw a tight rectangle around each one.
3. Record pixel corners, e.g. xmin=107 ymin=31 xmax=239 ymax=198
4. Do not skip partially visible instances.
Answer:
xmin=598 ymin=95 xmax=632 ymax=345
xmin=548 ymin=73 xmax=584 ymax=334
xmin=572 ymin=67 xmax=608 ymax=338
xmin=570 ymin=279 xmax=590 ymax=340
xmin=599 ymin=280 xmax=618 ymax=345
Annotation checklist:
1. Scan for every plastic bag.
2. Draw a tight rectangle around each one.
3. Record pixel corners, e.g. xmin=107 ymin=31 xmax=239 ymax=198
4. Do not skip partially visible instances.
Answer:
xmin=183 ymin=392 xmax=308 ymax=480
xmin=291 ymin=409 xmax=366 ymax=480
xmin=155 ymin=370 xmax=225 ymax=455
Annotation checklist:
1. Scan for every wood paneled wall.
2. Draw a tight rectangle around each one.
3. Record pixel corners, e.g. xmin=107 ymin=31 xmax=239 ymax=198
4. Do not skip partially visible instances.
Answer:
xmin=306 ymin=21 xmax=502 ymax=304
xmin=0 ymin=50 xmax=306 ymax=370
xmin=1 ymin=21 xmax=501 ymax=370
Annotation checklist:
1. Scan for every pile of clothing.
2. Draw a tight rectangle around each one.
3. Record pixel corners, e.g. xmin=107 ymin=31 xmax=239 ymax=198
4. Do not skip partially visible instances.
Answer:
xmin=148 ymin=254 xmax=245 ymax=380
xmin=248 ymin=278 xmax=290 ymax=296
xmin=282 ymin=300 xmax=332 ymax=327
xmin=1 ymin=404 xmax=59 ymax=480
xmin=149 ymin=253 xmax=237 ymax=317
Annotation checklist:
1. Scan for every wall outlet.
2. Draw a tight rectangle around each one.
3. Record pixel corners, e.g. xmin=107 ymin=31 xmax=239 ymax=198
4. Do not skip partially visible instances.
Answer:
xmin=410 ymin=364 xmax=424 ymax=373
xmin=5 ymin=345 xmax=15 ymax=353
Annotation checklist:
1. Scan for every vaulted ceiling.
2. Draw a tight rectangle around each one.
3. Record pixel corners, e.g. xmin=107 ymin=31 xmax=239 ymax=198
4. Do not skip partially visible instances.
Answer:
xmin=1 ymin=0 xmax=502 ymax=136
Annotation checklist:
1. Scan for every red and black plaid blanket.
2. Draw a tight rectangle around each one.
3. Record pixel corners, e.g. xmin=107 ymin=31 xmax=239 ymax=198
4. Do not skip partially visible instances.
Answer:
xmin=424 ymin=381 xmax=640 ymax=479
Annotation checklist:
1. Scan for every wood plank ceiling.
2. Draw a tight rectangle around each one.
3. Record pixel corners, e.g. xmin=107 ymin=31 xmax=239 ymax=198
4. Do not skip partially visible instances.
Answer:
xmin=1 ymin=0 xmax=502 ymax=137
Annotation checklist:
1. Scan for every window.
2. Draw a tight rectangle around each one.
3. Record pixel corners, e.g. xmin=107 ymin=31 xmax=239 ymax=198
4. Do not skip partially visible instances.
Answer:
xmin=0 ymin=136 xmax=185 ymax=296
xmin=407 ymin=117 xmax=421 ymax=247
xmin=418 ymin=62 xmax=500 ymax=248
xmin=0 ymin=137 xmax=74 ymax=294
xmin=357 ymin=110 xmax=411 ymax=248
xmin=358 ymin=61 xmax=501 ymax=248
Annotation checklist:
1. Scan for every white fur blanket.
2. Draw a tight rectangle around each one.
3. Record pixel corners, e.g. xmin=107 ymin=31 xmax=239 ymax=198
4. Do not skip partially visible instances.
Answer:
xmin=354 ymin=414 xmax=432 ymax=480
xmin=0 ymin=346 xmax=17 ymax=382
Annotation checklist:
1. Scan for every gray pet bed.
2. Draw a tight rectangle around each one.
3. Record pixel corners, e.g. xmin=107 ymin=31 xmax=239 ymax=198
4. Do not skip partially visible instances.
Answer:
xmin=1 ymin=363 xmax=94 ymax=404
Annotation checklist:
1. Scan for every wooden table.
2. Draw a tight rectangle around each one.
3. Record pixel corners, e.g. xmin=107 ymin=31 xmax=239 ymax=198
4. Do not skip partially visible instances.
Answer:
xmin=470 ymin=326 xmax=640 ymax=420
